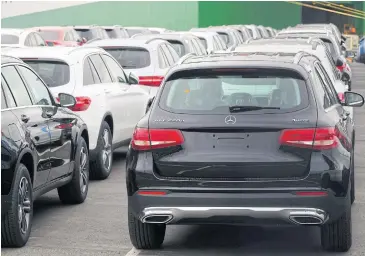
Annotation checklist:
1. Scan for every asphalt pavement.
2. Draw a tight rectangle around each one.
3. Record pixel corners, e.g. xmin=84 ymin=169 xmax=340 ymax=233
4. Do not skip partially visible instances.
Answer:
xmin=2 ymin=63 xmax=365 ymax=256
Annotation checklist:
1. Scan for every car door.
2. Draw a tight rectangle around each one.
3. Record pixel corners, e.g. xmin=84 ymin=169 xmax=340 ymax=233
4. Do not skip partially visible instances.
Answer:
xmin=1 ymin=65 xmax=51 ymax=189
xmin=17 ymin=65 xmax=74 ymax=181
xmin=101 ymin=53 xmax=149 ymax=141
xmin=88 ymin=54 xmax=127 ymax=144
xmin=313 ymin=62 xmax=352 ymax=149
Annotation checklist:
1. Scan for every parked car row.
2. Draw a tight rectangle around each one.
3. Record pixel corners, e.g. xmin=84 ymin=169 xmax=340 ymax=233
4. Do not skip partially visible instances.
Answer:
xmin=1 ymin=22 xmax=363 ymax=252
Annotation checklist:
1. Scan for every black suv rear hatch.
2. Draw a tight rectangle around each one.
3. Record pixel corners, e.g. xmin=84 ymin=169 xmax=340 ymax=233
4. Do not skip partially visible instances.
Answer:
xmin=147 ymin=68 xmax=318 ymax=180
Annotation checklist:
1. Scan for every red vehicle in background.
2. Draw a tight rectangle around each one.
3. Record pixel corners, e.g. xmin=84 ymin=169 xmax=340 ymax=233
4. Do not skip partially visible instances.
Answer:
xmin=32 ymin=26 xmax=87 ymax=46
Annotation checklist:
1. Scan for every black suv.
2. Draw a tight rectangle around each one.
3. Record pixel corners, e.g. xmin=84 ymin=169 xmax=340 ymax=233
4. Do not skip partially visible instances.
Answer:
xmin=126 ymin=52 xmax=364 ymax=252
xmin=1 ymin=55 xmax=90 ymax=247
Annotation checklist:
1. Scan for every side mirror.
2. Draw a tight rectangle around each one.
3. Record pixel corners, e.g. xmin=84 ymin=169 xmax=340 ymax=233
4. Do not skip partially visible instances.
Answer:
xmin=58 ymin=93 xmax=76 ymax=108
xmin=128 ymin=72 xmax=139 ymax=85
xmin=343 ymin=92 xmax=364 ymax=107
xmin=336 ymin=58 xmax=344 ymax=67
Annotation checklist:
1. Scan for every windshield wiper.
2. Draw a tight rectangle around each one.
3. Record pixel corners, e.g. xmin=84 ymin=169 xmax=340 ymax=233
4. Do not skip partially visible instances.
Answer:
xmin=229 ymin=105 xmax=280 ymax=113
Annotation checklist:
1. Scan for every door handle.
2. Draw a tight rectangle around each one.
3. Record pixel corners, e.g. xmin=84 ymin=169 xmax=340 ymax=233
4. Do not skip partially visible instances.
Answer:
xmin=21 ymin=114 xmax=30 ymax=123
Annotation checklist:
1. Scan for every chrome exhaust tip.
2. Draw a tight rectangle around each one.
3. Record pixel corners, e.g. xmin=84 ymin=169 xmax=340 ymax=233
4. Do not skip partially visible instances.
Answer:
xmin=289 ymin=210 xmax=326 ymax=225
xmin=141 ymin=214 xmax=173 ymax=224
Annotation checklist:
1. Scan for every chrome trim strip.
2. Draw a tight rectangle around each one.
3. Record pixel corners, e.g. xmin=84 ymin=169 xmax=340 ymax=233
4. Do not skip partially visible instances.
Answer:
xmin=140 ymin=207 xmax=328 ymax=225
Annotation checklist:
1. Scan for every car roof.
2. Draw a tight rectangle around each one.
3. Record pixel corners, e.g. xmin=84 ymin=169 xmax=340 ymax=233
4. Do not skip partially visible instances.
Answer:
xmin=134 ymin=33 xmax=196 ymax=41
xmin=1 ymin=28 xmax=24 ymax=36
xmin=247 ymin=38 xmax=318 ymax=45
xmin=2 ymin=46 xmax=106 ymax=64
xmin=185 ymin=31 xmax=218 ymax=38
xmin=86 ymin=38 xmax=167 ymax=49
xmin=1 ymin=54 xmax=24 ymax=65
xmin=235 ymin=44 xmax=323 ymax=56
xmin=73 ymin=25 xmax=101 ymax=30
xmin=276 ymin=33 xmax=337 ymax=42
xmin=32 ymin=26 xmax=71 ymax=31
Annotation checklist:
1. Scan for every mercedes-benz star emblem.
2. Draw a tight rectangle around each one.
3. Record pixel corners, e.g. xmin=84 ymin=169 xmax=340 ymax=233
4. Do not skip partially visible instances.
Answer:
xmin=225 ymin=115 xmax=236 ymax=125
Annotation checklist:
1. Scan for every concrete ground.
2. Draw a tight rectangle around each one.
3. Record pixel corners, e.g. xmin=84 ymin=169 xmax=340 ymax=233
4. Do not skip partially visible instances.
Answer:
xmin=2 ymin=63 xmax=365 ymax=256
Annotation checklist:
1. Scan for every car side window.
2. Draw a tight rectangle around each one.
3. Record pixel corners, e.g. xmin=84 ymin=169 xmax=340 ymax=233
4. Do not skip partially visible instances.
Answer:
xmin=83 ymin=58 xmax=95 ymax=85
xmin=161 ymin=44 xmax=174 ymax=65
xmin=166 ymin=44 xmax=180 ymax=63
xmin=89 ymin=54 xmax=112 ymax=83
xmin=317 ymin=63 xmax=340 ymax=104
xmin=24 ymin=35 xmax=33 ymax=46
xmin=314 ymin=66 xmax=337 ymax=108
xmin=34 ymin=33 xmax=46 ymax=46
xmin=87 ymin=57 xmax=101 ymax=84
xmin=2 ymin=75 xmax=16 ymax=108
xmin=64 ymin=32 xmax=71 ymax=41
xmin=1 ymin=66 xmax=32 ymax=107
xmin=157 ymin=46 xmax=168 ymax=68
xmin=101 ymin=54 xmax=127 ymax=83
xmin=1 ymin=88 xmax=6 ymax=109
xmin=17 ymin=66 xmax=52 ymax=106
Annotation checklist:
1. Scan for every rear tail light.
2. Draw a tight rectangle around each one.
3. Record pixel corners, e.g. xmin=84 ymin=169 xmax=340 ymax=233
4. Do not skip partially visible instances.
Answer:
xmin=295 ymin=191 xmax=328 ymax=196
xmin=139 ymin=76 xmax=164 ymax=87
xmin=137 ymin=190 xmax=167 ymax=196
xmin=279 ymin=128 xmax=339 ymax=150
xmin=337 ymin=92 xmax=345 ymax=103
xmin=55 ymin=123 xmax=73 ymax=129
xmin=56 ymin=96 xmax=91 ymax=111
xmin=131 ymin=128 xmax=184 ymax=150
xmin=336 ymin=63 xmax=346 ymax=72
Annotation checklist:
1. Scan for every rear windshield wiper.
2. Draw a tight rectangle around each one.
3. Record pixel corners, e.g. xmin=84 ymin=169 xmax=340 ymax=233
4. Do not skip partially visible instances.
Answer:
xmin=229 ymin=105 xmax=280 ymax=113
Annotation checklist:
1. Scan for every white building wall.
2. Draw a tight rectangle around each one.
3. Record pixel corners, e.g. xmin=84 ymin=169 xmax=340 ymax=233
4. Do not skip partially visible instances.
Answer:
xmin=1 ymin=1 xmax=92 ymax=19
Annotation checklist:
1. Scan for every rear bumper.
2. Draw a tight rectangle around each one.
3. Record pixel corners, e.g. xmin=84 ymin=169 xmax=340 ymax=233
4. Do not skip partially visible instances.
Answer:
xmin=129 ymin=191 xmax=348 ymax=226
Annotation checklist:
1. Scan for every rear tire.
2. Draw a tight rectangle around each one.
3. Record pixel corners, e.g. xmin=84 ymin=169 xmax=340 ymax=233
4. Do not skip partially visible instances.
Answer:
xmin=58 ymin=137 xmax=89 ymax=204
xmin=321 ymin=203 xmax=352 ymax=252
xmin=1 ymin=164 xmax=33 ymax=247
xmin=90 ymin=121 xmax=113 ymax=180
xmin=128 ymin=206 xmax=166 ymax=249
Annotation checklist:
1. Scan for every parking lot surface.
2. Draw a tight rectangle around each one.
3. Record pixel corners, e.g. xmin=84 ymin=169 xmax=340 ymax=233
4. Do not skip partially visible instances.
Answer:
xmin=2 ymin=63 xmax=365 ymax=256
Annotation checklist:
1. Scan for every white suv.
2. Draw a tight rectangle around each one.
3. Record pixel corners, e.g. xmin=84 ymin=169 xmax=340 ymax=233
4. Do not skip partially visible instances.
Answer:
xmin=5 ymin=46 xmax=152 ymax=179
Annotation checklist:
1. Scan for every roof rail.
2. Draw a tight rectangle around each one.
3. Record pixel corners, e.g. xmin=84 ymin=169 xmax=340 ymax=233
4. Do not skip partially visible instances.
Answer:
xmin=178 ymin=53 xmax=197 ymax=64
xmin=145 ymin=37 xmax=166 ymax=44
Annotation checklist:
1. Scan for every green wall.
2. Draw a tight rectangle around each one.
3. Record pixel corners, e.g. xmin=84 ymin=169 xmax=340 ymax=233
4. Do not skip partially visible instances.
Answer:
xmin=198 ymin=1 xmax=301 ymax=29
xmin=1 ymin=1 xmax=199 ymax=30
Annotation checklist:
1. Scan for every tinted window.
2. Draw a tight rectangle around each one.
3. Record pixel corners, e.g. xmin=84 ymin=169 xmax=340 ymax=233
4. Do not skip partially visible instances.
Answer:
xmin=159 ymin=69 xmax=308 ymax=114
xmin=17 ymin=66 xmax=52 ymax=106
xmin=314 ymin=68 xmax=337 ymax=108
xmin=199 ymin=38 xmax=208 ymax=50
xmin=317 ymin=64 xmax=340 ymax=104
xmin=71 ymin=29 xmax=82 ymax=41
xmin=217 ymin=32 xmax=229 ymax=45
xmin=75 ymin=29 xmax=93 ymax=41
xmin=89 ymin=55 xmax=112 ymax=83
xmin=166 ymin=44 xmax=180 ymax=63
xmin=83 ymin=59 xmax=95 ymax=85
xmin=1 ymin=66 xmax=32 ymax=107
xmin=103 ymin=47 xmax=151 ymax=69
xmin=38 ymin=30 xmax=60 ymax=41
xmin=34 ymin=33 xmax=46 ymax=46
xmin=168 ymin=40 xmax=185 ymax=57
xmin=1 ymin=34 xmax=19 ymax=44
xmin=25 ymin=60 xmax=70 ymax=87
xmin=1 ymin=75 xmax=16 ymax=108
xmin=101 ymin=54 xmax=127 ymax=83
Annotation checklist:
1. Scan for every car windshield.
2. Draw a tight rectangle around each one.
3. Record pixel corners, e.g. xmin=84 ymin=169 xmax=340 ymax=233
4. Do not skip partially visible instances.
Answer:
xmin=103 ymin=47 xmax=151 ymax=69
xmin=168 ymin=40 xmax=185 ymax=57
xmin=159 ymin=68 xmax=308 ymax=114
xmin=38 ymin=30 xmax=60 ymax=41
xmin=24 ymin=60 xmax=70 ymax=87
xmin=75 ymin=29 xmax=93 ymax=40
xmin=1 ymin=34 xmax=19 ymax=44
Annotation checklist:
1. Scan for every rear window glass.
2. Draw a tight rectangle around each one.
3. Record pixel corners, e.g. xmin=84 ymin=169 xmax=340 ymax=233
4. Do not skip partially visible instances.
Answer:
xmin=103 ymin=47 xmax=151 ymax=69
xmin=38 ymin=30 xmax=60 ymax=41
xmin=217 ymin=32 xmax=229 ymax=45
xmin=1 ymin=34 xmax=19 ymax=44
xmin=159 ymin=69 xmax=308 ymax=114
xmin=167 ymin=40 xmax=185 ymax=57
xmin=199 ymin=38 xmax=208 ymax=49
xmin=75 ymin=29 xmax=93 ymax=40
xmin=24 ymin=60 xmax=70 ymax=87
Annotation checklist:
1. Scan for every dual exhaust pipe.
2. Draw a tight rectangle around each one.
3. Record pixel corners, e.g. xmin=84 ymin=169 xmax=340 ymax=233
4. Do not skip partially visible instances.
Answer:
xmin=141 ymin=210 xmax=326 ymax=225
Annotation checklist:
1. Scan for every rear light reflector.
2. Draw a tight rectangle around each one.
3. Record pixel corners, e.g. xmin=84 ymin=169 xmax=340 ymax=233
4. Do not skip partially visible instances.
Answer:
xmin=139 ymin=76 xmax=164 ymax=87
xmin=337 ymin=92 xmax=345 ymax=103
xmin=131 ymin=128 xmax=184 ymax=150
xmin=279 ymin=128 xmax=339 ymax=150
xmin=56 ymin=96 xmax=91 ymax=111
xmin=138 ymin=190 xmax=167 ymax=196
xmin=295 ymin=191 xmax=328 ymax=196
